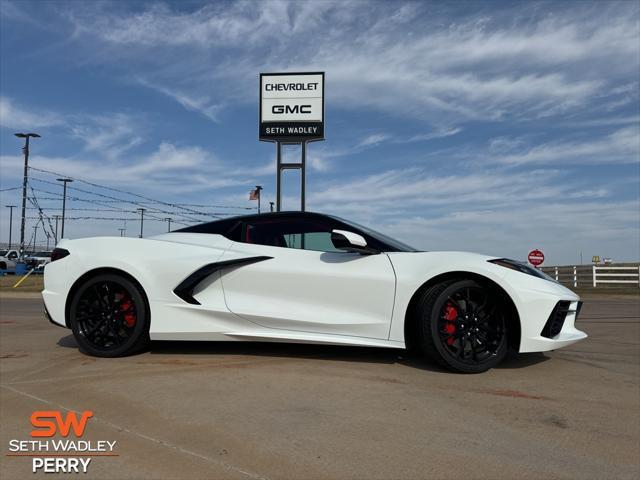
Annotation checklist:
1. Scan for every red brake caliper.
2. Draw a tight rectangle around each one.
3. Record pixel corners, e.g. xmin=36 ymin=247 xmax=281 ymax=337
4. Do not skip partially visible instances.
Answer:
xmin=120 ymin=298 xmax=136 ymax=327
xmin=443 ymin=303 xmax=457 ymax=345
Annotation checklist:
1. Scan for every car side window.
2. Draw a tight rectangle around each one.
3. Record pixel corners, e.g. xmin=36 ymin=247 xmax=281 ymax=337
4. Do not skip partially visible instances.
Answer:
xmin=242 ymin=217 xmax=342 ymax=252
xmin=8 ymin=252 xmax=17 ymax=259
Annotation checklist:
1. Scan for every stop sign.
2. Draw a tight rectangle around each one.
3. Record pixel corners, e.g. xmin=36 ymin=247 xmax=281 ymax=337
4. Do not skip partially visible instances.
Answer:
xmin=528 ymin=249 xmax=545 ymax=266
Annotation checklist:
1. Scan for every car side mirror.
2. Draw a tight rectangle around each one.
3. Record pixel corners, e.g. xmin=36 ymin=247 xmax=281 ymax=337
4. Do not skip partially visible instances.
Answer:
xmin=331 ymin=229 xmax=380 ymax=255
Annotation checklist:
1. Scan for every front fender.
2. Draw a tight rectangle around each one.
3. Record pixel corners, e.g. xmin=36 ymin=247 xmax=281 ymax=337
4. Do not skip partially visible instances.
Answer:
xmin=386 ymin=251 xmax=579 ymax=352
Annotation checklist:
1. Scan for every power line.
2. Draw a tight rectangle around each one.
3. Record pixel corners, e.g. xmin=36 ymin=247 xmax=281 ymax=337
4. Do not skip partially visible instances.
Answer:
xmin=28 ymin=177 xmax=209 ymax=223
xmin=28 ymin=184 xmax=56 ymax=240
xmin=28 ymin=185 xmax=244 ymax=218
xmin=26 ymin=206 xmax=138 ymax=213
xmin=28 ymin=166 xmax=255 ymax=215
xmin=24 ymin=215 xmax=188 ymax=222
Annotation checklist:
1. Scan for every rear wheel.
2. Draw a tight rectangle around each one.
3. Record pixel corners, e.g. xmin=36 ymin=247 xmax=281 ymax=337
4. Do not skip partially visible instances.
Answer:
xmin=417 ymin=279 xmax=508 ymax=373
xmin=69 ymin=273 xmax=149 ymax=357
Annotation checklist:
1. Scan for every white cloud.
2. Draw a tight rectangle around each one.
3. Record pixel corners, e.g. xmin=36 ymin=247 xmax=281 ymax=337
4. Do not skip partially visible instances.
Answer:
xmin=57 ymin=1 xmax=639 ymax=124
xmin=380 ymin=200 xmax=640 ymax=264
xmin=358 ymin=133 xmax=390 ymax=148
xmin=135 ymin=78 xmax=223 ymax=122
xmin=0 ymin=97 xmax=63 ymax=130
xmin=305 ymin=168 xmax=639 ymax=262
xmin=0 ymin=138 xmax=272 ymax=196
xmin=490 ymin=127 xmax=640 ymax=166
xmin=69 ymin=112 xmax=145 ymax=160
xmin=408 ymin=127 xmax=462 ymax=143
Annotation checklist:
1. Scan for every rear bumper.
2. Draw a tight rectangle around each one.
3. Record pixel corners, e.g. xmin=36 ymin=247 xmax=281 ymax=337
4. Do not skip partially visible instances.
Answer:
xmin=42 ymin=253 xmax=84 ymax=329
xmin=44 ymin=302 xmax=65 ymax=328
xmin=42 ymin=290 xmax=67 ymax=328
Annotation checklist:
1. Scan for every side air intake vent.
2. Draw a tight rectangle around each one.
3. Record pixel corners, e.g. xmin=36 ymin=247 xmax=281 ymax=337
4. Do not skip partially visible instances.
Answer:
xmin=541 ymin=301 xmax=572 ymax=338
xmin=173 ymin=256 xmax=272 ymax=305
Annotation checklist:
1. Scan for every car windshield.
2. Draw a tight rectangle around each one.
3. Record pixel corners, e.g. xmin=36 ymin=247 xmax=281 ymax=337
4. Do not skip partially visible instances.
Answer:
xmin=0 ymin=250 xmax=7 ymax=256
xmin=329 ymin=215 xmax=419 ymax=252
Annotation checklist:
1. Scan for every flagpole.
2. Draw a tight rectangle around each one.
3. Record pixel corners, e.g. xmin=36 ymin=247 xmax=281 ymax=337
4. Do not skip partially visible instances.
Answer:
xmin=255 ymin=185 xmax=263 ymax=214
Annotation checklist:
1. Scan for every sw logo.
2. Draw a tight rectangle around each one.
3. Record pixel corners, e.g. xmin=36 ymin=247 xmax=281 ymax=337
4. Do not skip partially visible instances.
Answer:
xmin=31 ymin=410 xmax=93 ymax=437
xmin=5 ymin=410 xmax=116 ymax=473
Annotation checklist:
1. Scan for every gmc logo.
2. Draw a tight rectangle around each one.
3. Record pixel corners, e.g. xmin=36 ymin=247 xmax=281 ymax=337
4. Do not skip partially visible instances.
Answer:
xmin=272 ymin=105 xmax=312 ymax=114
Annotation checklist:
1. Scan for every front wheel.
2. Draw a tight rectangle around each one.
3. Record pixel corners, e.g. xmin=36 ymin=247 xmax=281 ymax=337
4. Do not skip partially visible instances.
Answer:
xmin=417 ymin=279 xmax=508 ymax=373
xmin=69 ymin=273 xmax=150 ymax=357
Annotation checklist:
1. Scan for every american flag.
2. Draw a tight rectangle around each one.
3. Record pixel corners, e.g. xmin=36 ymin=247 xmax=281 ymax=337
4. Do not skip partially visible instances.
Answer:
xmin=249 ymin=188 xmax=260 ymax=200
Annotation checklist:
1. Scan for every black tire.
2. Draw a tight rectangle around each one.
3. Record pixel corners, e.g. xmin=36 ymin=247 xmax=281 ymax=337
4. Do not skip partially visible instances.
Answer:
xmin=0 ymin=262 xmax=6 ymax=270
xmin=69 ymin=273 xmax=150 ymax=357
xmin=416 ymin=279 xmax=508 ymax=373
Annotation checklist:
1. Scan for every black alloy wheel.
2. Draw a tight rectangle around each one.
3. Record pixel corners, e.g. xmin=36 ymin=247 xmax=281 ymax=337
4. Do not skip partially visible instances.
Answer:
xmin=417 ymin=279 xmax=508 ymax=373
xmin=69 ymin=273 xmax=149 ymax=357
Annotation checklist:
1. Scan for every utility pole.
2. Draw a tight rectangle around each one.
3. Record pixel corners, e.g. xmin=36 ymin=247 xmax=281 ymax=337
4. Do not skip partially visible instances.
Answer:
xmin=165 ymin=217 xmax=172 ymax=232
xmin=53 ymin=215 xmax=60 ymax=244
xmin=137 ymin=208 xmax=146 ymax=238
xmin=269 ymin=202 xmax=274 ymax=213
xmin=14 ymin=133 xmax=40 ymax=258
xmin=5 ymin=205 xmax=16 ymax=249
xmin=56 ymin=178 xmax=73 ymax=239
xmin=118 ymin=228 xmax=126 ymax=237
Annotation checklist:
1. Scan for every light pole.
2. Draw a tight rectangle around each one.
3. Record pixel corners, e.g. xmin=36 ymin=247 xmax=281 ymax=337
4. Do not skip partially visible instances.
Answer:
xmin=5 ymin=205 xmax=16 ymax=248
xmin=137 ymin=208 xmax=146 ymax=238
xmin=32 ymin=225 xmax=38 ymax=252
xmin=269 ymin=202 xmax=274 ymax=213
xmin=165 ymin=217 xmax=172 ymax=232
xmin=15 ymin=133 xmax=40 ymax=257
xmin=56 ymin=178 xmax=73 ymax=239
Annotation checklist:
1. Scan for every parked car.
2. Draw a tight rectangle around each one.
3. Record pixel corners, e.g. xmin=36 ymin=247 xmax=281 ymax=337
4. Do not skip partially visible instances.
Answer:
xmin=25 ymin=251 xmax=52 ymax=270
xmin=43 ymin=211 xmax=586 ymax=373
xmin=0 ymin=249 xmax=19 ymax=271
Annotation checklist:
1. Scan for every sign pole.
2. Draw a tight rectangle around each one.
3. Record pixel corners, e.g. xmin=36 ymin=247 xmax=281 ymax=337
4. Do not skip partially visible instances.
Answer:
xmin=276 ymin=141 xmax=282 ymax=212
xmin=301 ymin=141 xmax=306 ymax=212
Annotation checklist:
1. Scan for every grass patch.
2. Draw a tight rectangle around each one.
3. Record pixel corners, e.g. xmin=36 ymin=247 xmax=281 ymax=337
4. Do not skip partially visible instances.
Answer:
xmin=0 ymin=273 xmax=44 ymax=292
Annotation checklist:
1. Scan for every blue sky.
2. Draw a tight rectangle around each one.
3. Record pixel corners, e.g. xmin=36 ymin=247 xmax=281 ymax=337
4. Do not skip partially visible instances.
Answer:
xmin=0 ymin=0 xmax=638 ymax=264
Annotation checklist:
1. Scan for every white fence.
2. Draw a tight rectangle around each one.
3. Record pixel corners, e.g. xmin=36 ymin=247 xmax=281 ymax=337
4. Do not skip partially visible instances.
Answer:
xmin=540 ymin=265 xmax=640 ymax=288
xmin=592 ymin=266 xmax=640 ymax=288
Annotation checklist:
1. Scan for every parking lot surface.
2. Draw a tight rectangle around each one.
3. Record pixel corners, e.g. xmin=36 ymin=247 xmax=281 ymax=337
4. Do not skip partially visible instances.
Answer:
xmin=1 ymin=294 xmax=639 ymax=479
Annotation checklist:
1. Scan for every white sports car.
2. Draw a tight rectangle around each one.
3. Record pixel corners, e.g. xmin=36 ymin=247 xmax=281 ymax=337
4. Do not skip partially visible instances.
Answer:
xmin=43 ymin=211 xmax=587 ymax=373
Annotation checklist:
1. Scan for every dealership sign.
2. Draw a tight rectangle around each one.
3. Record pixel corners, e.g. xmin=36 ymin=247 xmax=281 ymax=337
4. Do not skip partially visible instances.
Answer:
xmin=6 ymin=409 xmax=118 ymax=474
xmin=528 ymin=249 xmax=545 ymax=266
xmin=260 ymin=72 xmax=324 ymax=142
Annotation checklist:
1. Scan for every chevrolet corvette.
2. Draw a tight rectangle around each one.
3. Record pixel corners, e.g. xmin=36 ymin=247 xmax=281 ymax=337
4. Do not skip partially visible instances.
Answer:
xmin=43 ymin=211 xmax=586 ymax=373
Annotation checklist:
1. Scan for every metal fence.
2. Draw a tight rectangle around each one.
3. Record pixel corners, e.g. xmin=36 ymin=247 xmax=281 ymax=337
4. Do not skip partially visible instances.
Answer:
xmin=540 ymin=264 xmax=640 ymax=288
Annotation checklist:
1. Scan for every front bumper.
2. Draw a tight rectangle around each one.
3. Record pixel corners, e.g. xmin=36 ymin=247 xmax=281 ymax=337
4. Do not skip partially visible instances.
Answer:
xmin=502 ymin=271 xmax=588 ymax=353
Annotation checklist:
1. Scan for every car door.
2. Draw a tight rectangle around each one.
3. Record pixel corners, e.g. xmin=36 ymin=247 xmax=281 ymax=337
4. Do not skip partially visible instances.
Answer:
xmin=219 ymin=214 xmax=396 ymax=339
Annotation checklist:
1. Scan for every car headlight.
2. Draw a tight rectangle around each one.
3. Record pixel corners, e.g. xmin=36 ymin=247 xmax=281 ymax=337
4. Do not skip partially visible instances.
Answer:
xmin=488 ymin=258 xmax=557 ymax=282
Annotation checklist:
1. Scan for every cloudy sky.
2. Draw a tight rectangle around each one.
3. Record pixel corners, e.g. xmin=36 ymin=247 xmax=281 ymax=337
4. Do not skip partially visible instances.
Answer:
xmin=0 ymin=0 xmax=638 ymax=264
